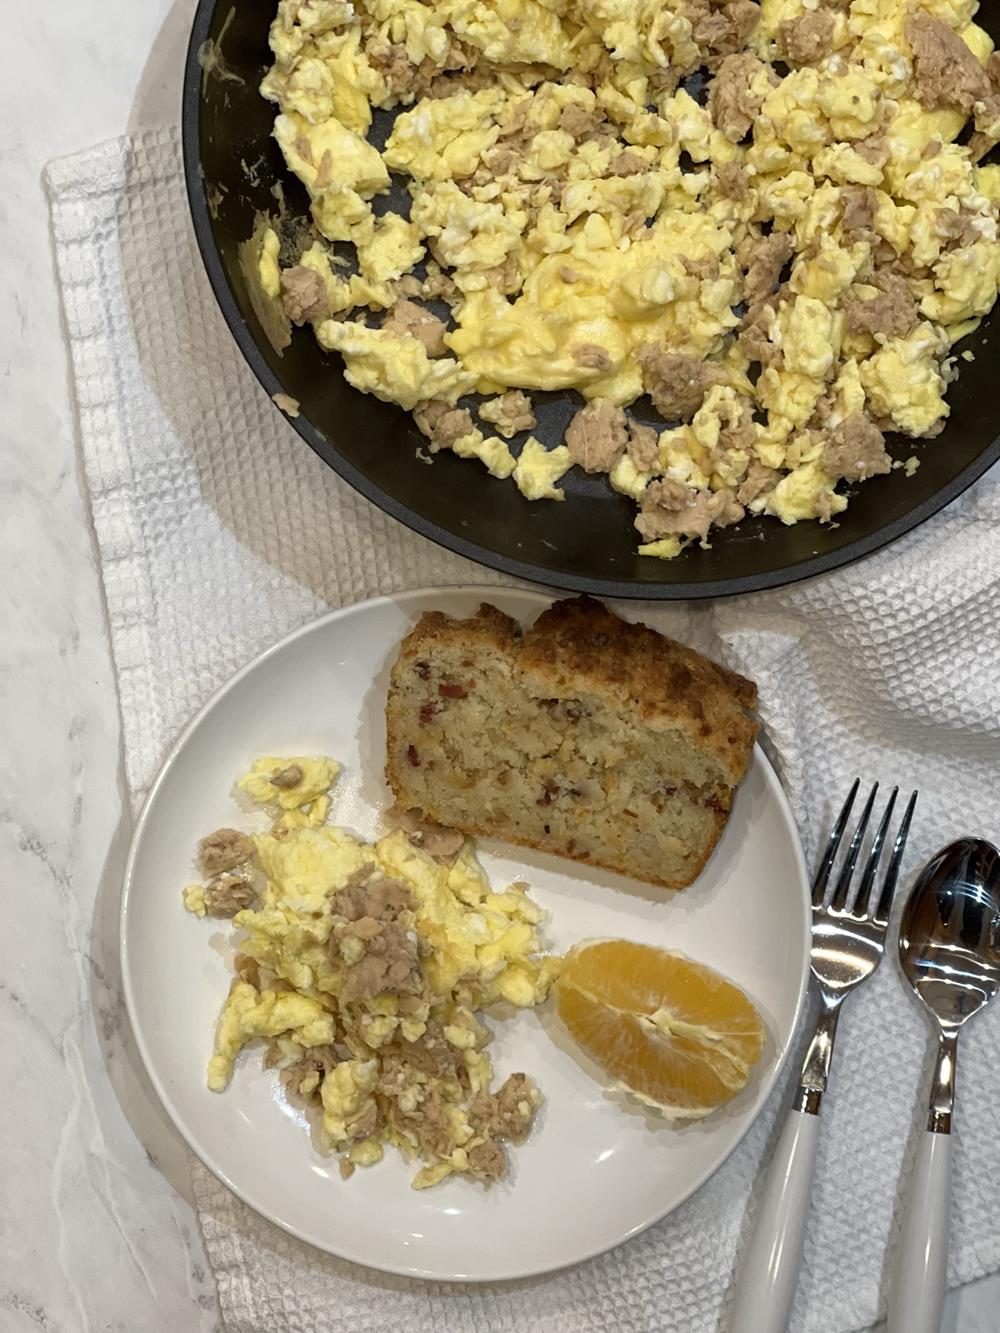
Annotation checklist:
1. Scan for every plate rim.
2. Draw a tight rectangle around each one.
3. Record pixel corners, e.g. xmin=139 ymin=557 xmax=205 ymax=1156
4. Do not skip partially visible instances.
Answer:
xmin=182 ymin=0 xmax=1000 ymax=603
xmin=120 ymin=586 xmax=812 ymax=1280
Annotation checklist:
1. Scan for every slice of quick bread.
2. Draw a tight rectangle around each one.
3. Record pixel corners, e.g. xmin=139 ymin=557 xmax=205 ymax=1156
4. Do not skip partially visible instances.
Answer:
xmin=385 ymin=597 xmax=758 ymax=890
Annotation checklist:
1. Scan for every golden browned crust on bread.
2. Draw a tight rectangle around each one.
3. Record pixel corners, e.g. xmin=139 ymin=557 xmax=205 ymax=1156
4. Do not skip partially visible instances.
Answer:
xmin=524 ymin=596 xmax=757 ymax=708
xmin=520 ymin=596 xmax=758 ymax=786
xmin=402 ymin=603 xmax=523 ymax=657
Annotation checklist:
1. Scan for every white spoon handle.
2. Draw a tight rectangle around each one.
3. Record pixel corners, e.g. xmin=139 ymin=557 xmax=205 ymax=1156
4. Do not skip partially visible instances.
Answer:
xmin=728 ymin=1108 xmax=820 ymax=1333
xmin=888 ymin=1129 xmax=952 ymax=1333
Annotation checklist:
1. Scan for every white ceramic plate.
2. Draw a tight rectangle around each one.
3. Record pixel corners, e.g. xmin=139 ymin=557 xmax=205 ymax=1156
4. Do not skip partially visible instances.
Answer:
xmin=121 ymin=587 xmax=810 ymax=1281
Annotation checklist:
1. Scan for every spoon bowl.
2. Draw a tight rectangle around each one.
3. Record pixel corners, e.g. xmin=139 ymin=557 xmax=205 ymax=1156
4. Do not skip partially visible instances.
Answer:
xmin=898 ymin=838 xmax=1000 ymax=1033
xmin=888 ymin=838 xmax=1000 ymax=1333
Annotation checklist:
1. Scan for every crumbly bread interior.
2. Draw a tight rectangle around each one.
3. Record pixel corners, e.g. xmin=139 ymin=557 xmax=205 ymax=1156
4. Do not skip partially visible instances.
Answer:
xmin=385 ymin=598 xmax=758 ymax=891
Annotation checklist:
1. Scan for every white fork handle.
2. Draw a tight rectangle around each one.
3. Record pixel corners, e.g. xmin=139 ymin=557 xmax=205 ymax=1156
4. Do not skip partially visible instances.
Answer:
xmin=728 ymin=1108 xmax=820 ymax=1333
xmin=888 ymin=1131 xmax=952 ymax=1333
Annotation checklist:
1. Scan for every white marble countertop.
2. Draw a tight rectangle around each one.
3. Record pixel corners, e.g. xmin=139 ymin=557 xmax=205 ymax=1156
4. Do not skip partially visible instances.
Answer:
xmin=1 ymin=1 xmax=997 ymax=1328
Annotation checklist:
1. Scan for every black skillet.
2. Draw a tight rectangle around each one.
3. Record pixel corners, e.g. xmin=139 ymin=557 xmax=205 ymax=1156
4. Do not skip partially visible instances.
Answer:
xmin=182 ymin=0 xmax=1000 ymax=599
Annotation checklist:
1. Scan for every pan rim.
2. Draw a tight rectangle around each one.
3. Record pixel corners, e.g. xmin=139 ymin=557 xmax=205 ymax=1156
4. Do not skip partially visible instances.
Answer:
xmin=181 ymin=0 xmax=1000 ymax=601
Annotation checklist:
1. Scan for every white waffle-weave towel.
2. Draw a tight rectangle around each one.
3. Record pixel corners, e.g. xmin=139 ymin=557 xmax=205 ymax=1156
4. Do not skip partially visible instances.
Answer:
xmin=46 ymin=126 xmax=1000 ymax=1333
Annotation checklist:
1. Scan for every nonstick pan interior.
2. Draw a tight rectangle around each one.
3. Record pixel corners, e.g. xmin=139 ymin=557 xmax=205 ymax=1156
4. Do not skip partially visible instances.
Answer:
xmin=183 ymin=0 xmax=1000 ymax=599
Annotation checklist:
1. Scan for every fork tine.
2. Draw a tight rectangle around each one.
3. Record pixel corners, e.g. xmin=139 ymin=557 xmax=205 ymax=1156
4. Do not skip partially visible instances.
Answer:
xmin=812 ymin=779 xmax=860 ymax=906
xmin=829 ymin=782 xmax=879 ymax=911
xmin=872 ymin=790 xmax=918 ymax=924
xmin=848 ymin=787 xmax=897 ymax=918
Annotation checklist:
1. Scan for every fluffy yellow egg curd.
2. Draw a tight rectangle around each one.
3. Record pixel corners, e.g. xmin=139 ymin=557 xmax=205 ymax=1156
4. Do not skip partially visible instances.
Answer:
xmin=184 ymin=756 xmax=560 ymax=1188
xmin=257 ymin=0 xmax=1000 ymax=556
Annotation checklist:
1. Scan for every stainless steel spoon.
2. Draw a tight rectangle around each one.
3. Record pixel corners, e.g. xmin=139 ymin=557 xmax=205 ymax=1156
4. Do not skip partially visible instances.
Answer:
xmin=889 ymin=838 xmax=1000 ymax=1333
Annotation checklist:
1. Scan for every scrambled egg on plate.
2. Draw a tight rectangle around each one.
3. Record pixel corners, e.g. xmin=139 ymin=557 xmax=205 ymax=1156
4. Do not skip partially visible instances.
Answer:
xmin=184 ymin=756 xmax=560 ymax=1188
xmin=257 ymin=0 xmax=1000 ymax=556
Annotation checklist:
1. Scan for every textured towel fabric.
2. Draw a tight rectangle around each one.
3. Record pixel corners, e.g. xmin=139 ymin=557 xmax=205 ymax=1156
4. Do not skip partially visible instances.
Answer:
xmin=46 ymin=127 xmax=1000 ymax=1333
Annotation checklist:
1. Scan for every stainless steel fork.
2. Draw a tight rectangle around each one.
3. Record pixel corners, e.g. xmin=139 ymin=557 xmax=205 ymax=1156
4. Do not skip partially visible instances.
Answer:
xmin=729 ymin=781 xmax=918 ymax=1333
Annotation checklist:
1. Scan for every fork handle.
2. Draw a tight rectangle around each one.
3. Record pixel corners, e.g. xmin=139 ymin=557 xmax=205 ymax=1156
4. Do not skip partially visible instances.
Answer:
xmin=887 ymin=1130 xmax=952 ymax=1333
xmin=728 ymin=1108 xmax=820 ymax=1333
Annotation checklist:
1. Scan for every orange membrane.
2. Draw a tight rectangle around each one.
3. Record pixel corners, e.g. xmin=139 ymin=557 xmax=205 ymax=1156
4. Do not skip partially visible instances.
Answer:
xmin=555 ymin=939 xmax=765 ymax=1116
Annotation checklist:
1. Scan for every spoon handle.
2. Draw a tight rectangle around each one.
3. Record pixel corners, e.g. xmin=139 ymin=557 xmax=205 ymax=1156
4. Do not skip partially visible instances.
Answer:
xmin=887 ymin=1129 xmax=952 ymax=1333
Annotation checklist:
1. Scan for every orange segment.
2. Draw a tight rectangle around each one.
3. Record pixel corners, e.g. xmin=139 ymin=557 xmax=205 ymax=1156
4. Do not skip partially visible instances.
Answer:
xmin=555 ymin=939 xmax=765 ymax=1117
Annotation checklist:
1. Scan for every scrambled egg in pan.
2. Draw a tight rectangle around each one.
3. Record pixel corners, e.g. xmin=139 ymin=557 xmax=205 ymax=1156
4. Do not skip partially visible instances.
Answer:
xmin=259 ymin=0 xmax=1000 ymax=557
xmin=184 ymin=756 xmax=560 ymax=1188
